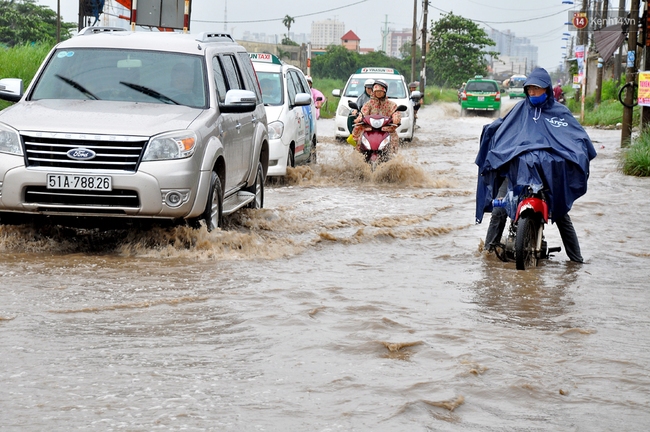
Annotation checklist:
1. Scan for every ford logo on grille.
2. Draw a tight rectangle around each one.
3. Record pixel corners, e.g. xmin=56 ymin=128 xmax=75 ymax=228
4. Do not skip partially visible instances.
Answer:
xmin=67 ymin=148 xmax=96 ymax=160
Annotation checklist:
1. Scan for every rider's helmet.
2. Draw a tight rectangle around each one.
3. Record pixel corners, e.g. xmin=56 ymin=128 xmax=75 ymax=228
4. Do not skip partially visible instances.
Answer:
xmin=364 ymin=79 xmax=375 ymax=88
xmin=372 ymin=80 xmax=388 ymax=94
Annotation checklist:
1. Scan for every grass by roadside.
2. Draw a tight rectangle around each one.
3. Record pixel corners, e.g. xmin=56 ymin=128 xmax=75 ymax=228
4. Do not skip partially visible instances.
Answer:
xmin=0 ymin=42 xmax=53 ymax=110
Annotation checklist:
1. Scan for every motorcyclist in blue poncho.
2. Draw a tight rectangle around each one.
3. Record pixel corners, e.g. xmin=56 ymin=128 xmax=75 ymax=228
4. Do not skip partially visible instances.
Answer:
xmin=475 ymin=68 xmax=597 ymax=263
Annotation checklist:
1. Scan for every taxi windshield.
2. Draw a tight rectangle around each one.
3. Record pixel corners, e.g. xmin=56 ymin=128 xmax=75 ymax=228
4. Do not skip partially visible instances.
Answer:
xmin=257 ymin=72 xmax=283 ymax=106
xmin=344 ymin=78 xmax=406 ymax=99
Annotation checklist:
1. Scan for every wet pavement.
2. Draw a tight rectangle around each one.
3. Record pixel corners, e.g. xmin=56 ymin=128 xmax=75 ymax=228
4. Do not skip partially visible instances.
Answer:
xmin=1 ymin=98 xmax=649 ymax=431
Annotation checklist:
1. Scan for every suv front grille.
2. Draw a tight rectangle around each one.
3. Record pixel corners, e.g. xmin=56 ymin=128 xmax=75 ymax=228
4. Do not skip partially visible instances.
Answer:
xmin=22 ymin=134 xmax=148 ymax=172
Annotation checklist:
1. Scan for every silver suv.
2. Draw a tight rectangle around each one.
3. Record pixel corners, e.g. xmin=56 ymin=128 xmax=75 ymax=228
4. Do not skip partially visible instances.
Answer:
xmin=0 ymin=27 xmax=269 ymax=231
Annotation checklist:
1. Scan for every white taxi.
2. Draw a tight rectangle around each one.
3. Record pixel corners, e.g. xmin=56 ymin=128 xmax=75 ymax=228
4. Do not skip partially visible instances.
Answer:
xmin=249 ymin=53 xmax=317 ymax=177
xmin=331 ymin=67 xmax=415 ymax=141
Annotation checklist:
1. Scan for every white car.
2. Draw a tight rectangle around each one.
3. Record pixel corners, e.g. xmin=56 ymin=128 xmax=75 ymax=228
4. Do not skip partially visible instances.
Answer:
xmin=250 ymin=53 xmax=317 ymax=177
xmin=331 ymin=67 xmax=415 ymax=141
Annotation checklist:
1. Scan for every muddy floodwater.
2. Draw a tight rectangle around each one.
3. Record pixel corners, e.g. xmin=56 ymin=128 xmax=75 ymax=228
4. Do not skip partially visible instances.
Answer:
xmin=1 ymin=99 xmax=649 ymax=431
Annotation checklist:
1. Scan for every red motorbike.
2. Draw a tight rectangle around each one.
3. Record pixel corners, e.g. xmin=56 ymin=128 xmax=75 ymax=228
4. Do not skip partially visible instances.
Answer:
xmin=493 ymin=185 xmax=561 ymax=270
xmin=348 ymin=101 xmax=407 ymax=170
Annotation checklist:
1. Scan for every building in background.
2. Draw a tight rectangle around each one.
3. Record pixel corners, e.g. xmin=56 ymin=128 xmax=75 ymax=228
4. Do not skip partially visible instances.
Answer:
xmin=311 ymin=19 xmax=345 ymax=49
xmin=341 ymin=30 xmax=360 ymax=53
xmin=385 ymin=28 xmax=412 ymax=58
xmin=488 ymin=29 xmax=539 ymax=76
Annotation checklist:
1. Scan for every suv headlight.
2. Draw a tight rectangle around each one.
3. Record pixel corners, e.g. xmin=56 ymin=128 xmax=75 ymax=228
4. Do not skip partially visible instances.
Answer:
xmin=400 ymin=109 xmax=409 ymax=118
xmin=267 ymin=121 xmax=284 ymax=140
xmin=0 ymin=122 xmax=22 ymax=156
xmin=143 ymin=131 xmax=197 ymax=161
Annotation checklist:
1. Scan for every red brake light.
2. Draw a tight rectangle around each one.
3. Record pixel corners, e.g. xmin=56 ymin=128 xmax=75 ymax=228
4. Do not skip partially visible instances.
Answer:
xmin=461 ymin=92 xmax=467 ymax=101
xmin=495 ymin=92 xmax=501 ymax=101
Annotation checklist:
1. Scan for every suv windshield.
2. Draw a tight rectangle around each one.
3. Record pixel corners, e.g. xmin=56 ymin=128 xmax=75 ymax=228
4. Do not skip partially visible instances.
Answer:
xmin=257 ymin=71 xmax=283 ymax=106
xmin=344 ymin=78 xmax=407 ymax=99
xmin=465 ymin=81 xmax=498 ymax=92
xmin=31 ymin=48 xmax=208 ymax=108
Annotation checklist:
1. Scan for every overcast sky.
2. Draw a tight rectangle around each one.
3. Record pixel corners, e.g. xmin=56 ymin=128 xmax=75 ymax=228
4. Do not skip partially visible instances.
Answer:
xmin=39 ymin=0 xmax=633 ymax=71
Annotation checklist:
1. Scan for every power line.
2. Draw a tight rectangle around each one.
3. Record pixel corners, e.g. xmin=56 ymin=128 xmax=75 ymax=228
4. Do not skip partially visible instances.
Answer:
xmin=193 ymin=0 xmax=369 ymax=24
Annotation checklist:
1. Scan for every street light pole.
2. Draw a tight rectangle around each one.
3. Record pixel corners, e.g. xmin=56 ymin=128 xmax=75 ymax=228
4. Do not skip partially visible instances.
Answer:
xmin=411 ymin=0 xmax=417 ymax=84
xmin=420 ymin=0 xmax=428 ymax=96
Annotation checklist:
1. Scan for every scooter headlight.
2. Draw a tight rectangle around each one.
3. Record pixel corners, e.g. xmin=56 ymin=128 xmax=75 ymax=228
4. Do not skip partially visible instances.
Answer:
xmin=378 ymin=136 xmax=391 ymax=150
xmin=360 ymin=135 xmax=371 ymax=150
xmin=370 ymin=118 xmax=384 ymax=129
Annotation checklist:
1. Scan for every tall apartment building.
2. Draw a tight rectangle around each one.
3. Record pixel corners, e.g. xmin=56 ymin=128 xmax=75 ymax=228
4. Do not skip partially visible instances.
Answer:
xmin=488 ymin=29 xmax=539 ymax=73
xmin=311 ymin=19 xmax=345 ymax=49
xmin=385 ymin=28 xmax=412 ymax=58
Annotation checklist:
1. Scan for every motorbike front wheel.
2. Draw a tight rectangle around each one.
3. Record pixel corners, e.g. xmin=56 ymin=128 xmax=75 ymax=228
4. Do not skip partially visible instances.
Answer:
xmin=515 ymin=216 xmax=539 ymax=270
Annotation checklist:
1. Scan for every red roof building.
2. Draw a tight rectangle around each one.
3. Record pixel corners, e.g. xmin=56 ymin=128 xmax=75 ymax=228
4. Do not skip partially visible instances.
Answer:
xmin=341 ymin=30 xmax=360 ymax=52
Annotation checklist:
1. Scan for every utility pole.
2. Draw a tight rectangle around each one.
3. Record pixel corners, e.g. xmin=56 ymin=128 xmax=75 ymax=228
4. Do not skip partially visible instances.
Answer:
xmin=621 ymin=0 xmax=641 ymax=147
xmin=381 ymin=15 xmax=389 ymax=52
xmin=594 ymin=0 xmax=609 ymax=106
xmin=642 ymin=0 xmax=650 ymax=130
xmin=615 ymin=0 xmax=626 ymax=81
xmin=411 ymin=0 xmax=417 ymax=83
xmin=578 ymin=0 xmax=588 ymax=123
xmin=420 ymin=0 xmax=428 ymax=96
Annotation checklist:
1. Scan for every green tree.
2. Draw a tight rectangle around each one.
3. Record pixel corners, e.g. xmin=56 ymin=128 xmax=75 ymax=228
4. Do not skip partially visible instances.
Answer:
xmin=0 ymin=0 xmax=76 ymax=47
xmin=282 ymin=14 xmax=295 ymax=40
xmin=311 ymin=45 xmax=359 ymax=80
xmin=427 ymin=12 xmax=498 ymax=87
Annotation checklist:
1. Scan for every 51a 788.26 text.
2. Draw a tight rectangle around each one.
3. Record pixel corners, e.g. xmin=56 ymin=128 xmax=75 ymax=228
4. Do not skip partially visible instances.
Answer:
xmin=47 ymin=174 xmax=112 ymax=191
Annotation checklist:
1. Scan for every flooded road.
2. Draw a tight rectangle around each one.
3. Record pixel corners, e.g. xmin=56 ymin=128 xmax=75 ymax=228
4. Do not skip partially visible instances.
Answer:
xmin=1 ymin=99 xmax=649 ymax=431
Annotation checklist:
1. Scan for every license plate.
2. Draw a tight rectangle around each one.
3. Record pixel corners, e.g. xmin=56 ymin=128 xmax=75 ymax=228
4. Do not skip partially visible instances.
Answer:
xmin=47 ymin=174 xmax=112 ymax=191
xmin=477 ymin=96 xmax=485 ymax=101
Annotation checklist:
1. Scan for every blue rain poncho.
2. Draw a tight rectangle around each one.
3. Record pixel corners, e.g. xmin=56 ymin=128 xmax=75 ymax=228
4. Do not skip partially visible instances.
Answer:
xmin=475 ymin=68 xmax=597 ymax=223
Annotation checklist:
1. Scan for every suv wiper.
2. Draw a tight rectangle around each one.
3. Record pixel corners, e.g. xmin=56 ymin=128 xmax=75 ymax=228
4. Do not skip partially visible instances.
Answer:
xmin=119 ymin=81 xmax=180 ymax=105
xmin=55 ymin=74 xmax=98 ymax=100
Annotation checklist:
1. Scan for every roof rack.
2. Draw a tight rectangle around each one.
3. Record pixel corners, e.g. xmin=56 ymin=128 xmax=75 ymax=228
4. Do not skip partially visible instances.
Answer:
xmin=195 ymin=32 xmax=234 ymax=43
xmin=77 ymin=26 xmax=128 ymax=36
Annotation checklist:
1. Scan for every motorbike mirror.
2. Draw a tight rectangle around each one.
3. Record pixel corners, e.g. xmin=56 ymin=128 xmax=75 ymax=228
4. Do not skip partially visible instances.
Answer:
xmin=348 ymin=101 xmax=360 ymax=111
xmin=395 ymin=105 xmax=408 ymax=112
xmin=316 ymin=96 xmax=323 ymax=101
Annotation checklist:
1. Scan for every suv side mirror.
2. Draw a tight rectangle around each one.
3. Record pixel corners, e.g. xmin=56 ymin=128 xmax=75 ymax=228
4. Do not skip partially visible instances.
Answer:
xmin=293 ymin=92 xmax=311 ymax=107
xmin=332 ymin=89 xmax=341 ymax=97
xmin=220 ymin=89 xmax=257 ymax=113
xmin=0 ymin=78 xmax=24 ymax=103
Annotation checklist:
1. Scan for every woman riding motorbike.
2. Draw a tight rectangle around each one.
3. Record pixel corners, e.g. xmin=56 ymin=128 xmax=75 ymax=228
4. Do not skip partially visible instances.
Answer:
xmin=352 ymin=80 xmax=401 ymax=155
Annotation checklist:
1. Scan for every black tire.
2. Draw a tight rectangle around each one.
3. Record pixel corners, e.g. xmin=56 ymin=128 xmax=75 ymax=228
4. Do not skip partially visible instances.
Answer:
xmin=308 ymin=136 xmax=317 ymax=164
xmin=202 ymin=171 xmax=223 ymax=232
xmin=246 ymin=161 xmax=264 ymax=209
xmin=287 ymin=147 xmax=295 ymax=170
xmin=618 ymin=82 xmax=638 ymax=108
xmin=515 ymin=216 xmax=539 ymax=270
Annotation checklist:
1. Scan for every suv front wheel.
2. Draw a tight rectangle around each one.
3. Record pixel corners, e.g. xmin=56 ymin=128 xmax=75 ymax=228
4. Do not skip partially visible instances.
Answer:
xmin=203 ymin=171 xmax=223 ymax=231
xmin=246 ymin=161 xmax=264 ymax=209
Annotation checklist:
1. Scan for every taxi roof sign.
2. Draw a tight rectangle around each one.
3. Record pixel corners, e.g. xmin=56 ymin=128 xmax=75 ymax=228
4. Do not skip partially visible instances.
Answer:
xmin=356 ymin=67 xmax=400 ymax=75
xmin=249 ymin=52 xmax=282 ymax=65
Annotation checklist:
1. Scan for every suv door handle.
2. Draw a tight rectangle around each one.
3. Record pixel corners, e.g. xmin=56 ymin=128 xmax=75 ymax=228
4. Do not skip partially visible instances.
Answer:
xmin=235 ymin=121 xmax=242 ymax=132
xmin=251 ymin=115 xmax=258 ymax=124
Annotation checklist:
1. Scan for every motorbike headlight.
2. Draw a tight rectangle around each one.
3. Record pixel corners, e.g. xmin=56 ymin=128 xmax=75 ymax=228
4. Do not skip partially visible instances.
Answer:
xmin=143 ymin=130 xmax=197 ymax=161
xmin=378 ymin=136 xmax=391 ymax=150
xmin=267 ymin=121 xmax=284 ymax=140
xmin=370 ymin=118 xmax=384 ymax=129
xmin=0 ymin=122 xmax=22 ymax=156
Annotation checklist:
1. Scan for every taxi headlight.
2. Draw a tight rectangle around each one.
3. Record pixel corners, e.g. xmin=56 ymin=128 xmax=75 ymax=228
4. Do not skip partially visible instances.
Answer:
xmin=0 ymin=123 xmax=22 ymax=156
xmin=267 ymin=121 xmax=284 ymax=140
xmin=400 ymin=109 xmax=409 ymax=118
xmin=143 ymin=131 xmax=197 ymax=161
xmin=337 ymin=104 xmax=351 ymax=117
